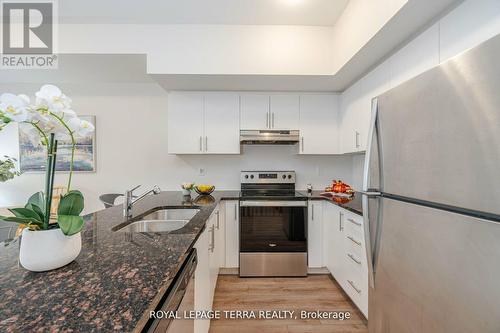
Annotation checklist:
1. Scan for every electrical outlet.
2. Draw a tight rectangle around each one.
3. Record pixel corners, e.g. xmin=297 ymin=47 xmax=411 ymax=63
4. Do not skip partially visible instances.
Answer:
xmin=199 ymin=168 xmax=206 ymax=176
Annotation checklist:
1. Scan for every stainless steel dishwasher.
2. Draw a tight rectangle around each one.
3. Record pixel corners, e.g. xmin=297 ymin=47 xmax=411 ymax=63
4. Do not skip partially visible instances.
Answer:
xmin=145 ymin=249 xmax=197 ymax=333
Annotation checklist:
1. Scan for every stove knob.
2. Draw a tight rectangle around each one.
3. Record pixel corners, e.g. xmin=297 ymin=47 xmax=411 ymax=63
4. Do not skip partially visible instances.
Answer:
xmin=288 ymin=174 xmax=292 ymax=179
xmin=250 ymin=175 xmax=254 ymax=179
xmin=244 ymin=175 xmax=249 ymax=179
xmin=282 ymin=174 xmax=287 ymax=179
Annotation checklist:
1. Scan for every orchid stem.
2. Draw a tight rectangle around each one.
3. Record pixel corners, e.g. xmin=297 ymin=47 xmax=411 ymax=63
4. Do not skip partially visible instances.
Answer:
xmin=43 ymin=134 xmax=56 ymax=229
xmin=48 ymin=112 xmax=76 ymax=191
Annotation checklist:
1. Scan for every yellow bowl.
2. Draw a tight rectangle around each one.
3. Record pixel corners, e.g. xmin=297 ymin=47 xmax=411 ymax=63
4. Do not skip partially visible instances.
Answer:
xmin=194 ymin=185 xmax=215 ymax=195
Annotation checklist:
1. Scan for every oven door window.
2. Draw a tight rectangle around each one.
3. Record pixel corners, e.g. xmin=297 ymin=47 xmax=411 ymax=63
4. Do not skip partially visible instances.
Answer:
xmin=240 ymin=205 xmax=306 ymax=252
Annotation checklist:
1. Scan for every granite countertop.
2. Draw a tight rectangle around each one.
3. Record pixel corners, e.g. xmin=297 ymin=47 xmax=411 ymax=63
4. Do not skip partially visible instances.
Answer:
xmin=0 ymin=191 xmax=239 ymax=333
xmin=299 ymin=190 xmax=364 ymax=215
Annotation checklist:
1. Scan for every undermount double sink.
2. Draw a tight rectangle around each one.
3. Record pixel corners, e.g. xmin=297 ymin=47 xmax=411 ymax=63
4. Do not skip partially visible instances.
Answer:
xmin=115 ymin=208 xmax=200 ymax=233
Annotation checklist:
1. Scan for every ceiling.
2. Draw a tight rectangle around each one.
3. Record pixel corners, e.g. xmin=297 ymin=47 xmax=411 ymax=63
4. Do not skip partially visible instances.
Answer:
xmin=59 ymin=0 xmax=349 ymax=26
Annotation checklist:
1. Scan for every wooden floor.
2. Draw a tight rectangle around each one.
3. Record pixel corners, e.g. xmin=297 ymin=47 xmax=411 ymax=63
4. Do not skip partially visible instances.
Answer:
xmin=209 ymin=275 xmax=368 ymax=333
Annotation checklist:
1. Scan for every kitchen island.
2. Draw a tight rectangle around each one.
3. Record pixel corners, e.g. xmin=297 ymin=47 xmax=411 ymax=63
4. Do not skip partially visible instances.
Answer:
xmin=0 ymin=191 xmax=238 ymax=333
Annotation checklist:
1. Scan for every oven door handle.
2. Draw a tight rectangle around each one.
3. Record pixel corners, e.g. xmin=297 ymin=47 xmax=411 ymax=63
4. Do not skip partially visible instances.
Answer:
xmin=240 ymin=200 xmax=308 ymax=207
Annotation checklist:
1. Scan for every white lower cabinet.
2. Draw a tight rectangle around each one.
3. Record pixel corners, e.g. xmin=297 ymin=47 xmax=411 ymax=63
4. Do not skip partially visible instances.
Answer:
xmin=323 ymin=203 xmax=343 ymax=279
xmin=194 ymin=205 xmax=225 ymax=333
xmin=194 ymin=221 xmax=211 ymax=333
xmin=322 ymin=203 xmax=368 ymax=318
xmin=223 ymin=200 xmax=239 ymax=268
xmin=308 ymin=201 xmax=324 ymax=268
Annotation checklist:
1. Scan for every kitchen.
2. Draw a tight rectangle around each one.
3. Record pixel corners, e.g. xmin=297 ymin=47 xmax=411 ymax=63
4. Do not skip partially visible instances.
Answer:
xmin=1 ymin=0 xmax=500 ymax=332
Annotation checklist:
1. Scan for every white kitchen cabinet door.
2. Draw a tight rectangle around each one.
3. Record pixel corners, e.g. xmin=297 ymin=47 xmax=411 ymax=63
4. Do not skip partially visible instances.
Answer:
xmin=299 ymin=94 xmax=339 ymax=155
xmin=270 ymin=95 xmax=299 ymax=130
xmin=168 ymin=93 xmax=204 ymax=154
xmin=204 ymin=94 xmax=240 ymax=154
xmin=331 ymin=206 xmax=347 ymax=282
xmin=224 ymin=200 xmax=239 ymax=268
xmin=342 ymin=210 xmax=368 ymax=317
xmin=323 ymin=203 xmax=342 ymax=276
xmin=194 ymin=226 xmax=211 ymax=333
xmin=240 ymin=94 xmax=270 ymax=130
xmin=213 ymin=208 xmax=225 ymax=269
xmin=208 ymin=215 xmax=218 ymax=303
xmin=308 ymin=201 xmax=324 ymax=268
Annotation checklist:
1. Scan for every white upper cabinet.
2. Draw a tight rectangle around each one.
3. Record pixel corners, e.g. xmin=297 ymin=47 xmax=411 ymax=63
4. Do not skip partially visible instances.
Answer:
xmin=340 ymin=60 xmax=391 ymax=154
xmin=168 ymin=93 xmax=204 ymax=154
xmin=299 ymin=94 xmax=339 ymax=155
xmin=240 ymin=94 xmax=270 ymax=130
xmin=204 ymin=93 xmax=240 ymax=154
xmin=168 ymin=92 xmax=240 ymax=154
xmin=270 ymin=95 xmax=300 ymax=130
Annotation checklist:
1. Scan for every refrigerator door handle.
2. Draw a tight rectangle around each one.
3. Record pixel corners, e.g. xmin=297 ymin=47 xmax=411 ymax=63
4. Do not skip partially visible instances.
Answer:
xmin=362 ymin=98 xmax=381 ymax=289
xmin=363 ymin=195 xmax=375 ymax=288
xmin=363 ymin=98 xmax=379 ymax=192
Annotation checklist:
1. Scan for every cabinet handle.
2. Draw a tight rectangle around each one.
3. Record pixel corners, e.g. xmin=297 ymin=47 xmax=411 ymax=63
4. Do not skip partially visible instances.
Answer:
xmin=339 ymin=212 xmax=344 ymax=231
xmin=347 ymin=235 xmax=361 ymax=246
xmin=311 ymin=204 xmax=314 ymax=221
xmin=205 ymin=136 xmax=208 ymax=152
xmin=199 ymin=136 xmax=202 ymax=151
xmin=272 ymin=113 xmax=275 ymax=128
xmin=209 ymin=225 xmax=215 ymax=253
xmin=301 ymin=137 xmax=304 ymax=152
xmin=266 ymin=112 xmax=269 ymax=128
xmin=355 ymin=131 xmax=360 ymax=148
xmin=348 ymin=280 xmax=362 ymax=294
xmin=234 ymin=203 xmax=237 ymax=220
xmin=348 ymin=218 xmax=362 ymax=227
xmin=216 ymin=210 xmax=220 ymax=230
xmin=347 ymin=253 xmax=361 ymax=265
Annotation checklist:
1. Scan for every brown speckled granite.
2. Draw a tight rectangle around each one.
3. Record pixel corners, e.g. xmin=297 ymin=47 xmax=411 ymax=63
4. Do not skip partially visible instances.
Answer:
xmin=298 ymin=190 xmax=364 ymax=216
xmin=0 ymin=191 xmax=239 ymax=333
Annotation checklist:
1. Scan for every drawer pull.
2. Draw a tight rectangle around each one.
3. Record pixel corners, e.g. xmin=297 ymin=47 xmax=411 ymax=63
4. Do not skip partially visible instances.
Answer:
xmin=347 ymin=236 xmax=361 ymax=246
xmin=347 ymin=253 xmax=361 ymax=265
xmin=348 ymin=218 xmax=362 ymax=227
xmin=348 ymin=280 xmax=362 ymax=294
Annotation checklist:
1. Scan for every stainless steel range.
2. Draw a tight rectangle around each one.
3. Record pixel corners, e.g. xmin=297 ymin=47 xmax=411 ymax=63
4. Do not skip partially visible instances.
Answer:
xmin=239 ymin=171 xmax=308 ymax=277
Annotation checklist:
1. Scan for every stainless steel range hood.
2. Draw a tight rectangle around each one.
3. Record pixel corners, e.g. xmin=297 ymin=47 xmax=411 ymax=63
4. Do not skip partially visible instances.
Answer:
xmin=240 ymin=130 xmax=300 ymax=145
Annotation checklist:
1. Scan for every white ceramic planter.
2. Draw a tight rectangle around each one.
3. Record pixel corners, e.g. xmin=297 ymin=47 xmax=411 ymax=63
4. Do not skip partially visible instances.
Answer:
xmin=19 ymin=228 xmax=82 ymax=272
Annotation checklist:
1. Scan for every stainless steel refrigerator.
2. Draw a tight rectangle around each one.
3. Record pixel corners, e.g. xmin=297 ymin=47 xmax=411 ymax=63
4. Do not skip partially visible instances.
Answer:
xmin=362 ymin=33 xmax=500 ymax=333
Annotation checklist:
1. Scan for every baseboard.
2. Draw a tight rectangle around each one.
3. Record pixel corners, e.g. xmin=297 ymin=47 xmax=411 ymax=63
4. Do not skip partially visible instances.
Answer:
xmin=219 ymin=267 xmax=239 ymax=275
xmin=219 ymin=267 xmax=330 ymax=275
xmin=307 ymin=267 xmax=330 ymax=274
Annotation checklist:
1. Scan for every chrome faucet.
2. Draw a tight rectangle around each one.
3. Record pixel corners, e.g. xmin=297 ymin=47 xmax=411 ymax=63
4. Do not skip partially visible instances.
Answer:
xmin=124 ymin=185 xmax=161 ymax=219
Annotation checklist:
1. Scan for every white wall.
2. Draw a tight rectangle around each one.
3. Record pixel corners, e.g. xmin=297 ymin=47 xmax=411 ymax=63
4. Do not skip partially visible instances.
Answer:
xmin=344 ymin=0 xmax=500 ymax=190
xmin=331 ymin=0 xmax=408 ymax=73
xmin=54 ymin=24 xmax=335 ymax=75
xmin=0 ymin=82 xmax=354 ymax=214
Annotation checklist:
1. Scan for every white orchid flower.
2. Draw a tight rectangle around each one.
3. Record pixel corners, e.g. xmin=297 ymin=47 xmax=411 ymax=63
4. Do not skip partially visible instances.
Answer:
xmin=67 ymin=117 xmax=94 ymax=138
xmin=0 ymin=93 xmax=31 ymax=122
xmin=35 ymin=84 xmax=72 ymax=112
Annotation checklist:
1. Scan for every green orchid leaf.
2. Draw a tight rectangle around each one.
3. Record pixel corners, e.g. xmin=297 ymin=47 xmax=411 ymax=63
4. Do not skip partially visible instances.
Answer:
xmin=58 ymin=215 xmax=84 ymax=236
xmin=58 ymin=191 xmax=84 ymax=216
xmin=27 ymin=192 xmax=45 ymax=213
xmin=0 ymin=215 xmax=43 ymax=226
xmin=8 ymin=208 xmax=42 ymax=222
xmin=25 ymin=203 xmax=45 ymax=222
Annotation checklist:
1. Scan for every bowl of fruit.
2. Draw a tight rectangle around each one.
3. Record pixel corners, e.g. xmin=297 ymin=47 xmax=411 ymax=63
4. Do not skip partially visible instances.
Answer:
xmin=194 ymin=184 xmax=215 ymax=195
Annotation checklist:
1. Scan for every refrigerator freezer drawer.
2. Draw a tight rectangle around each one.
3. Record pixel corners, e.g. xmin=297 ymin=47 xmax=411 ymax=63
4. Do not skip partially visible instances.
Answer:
xmin=370 ymin=197 xmax=500 ymax=333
